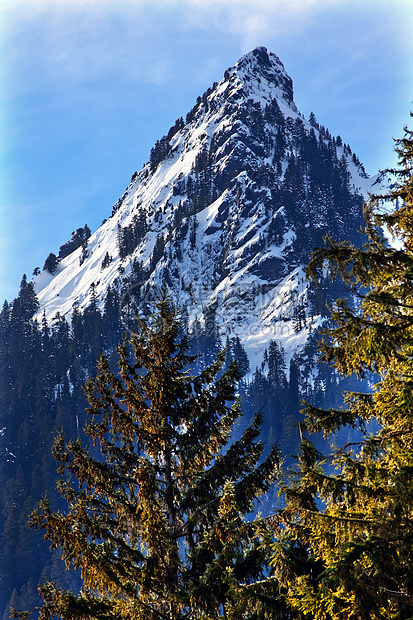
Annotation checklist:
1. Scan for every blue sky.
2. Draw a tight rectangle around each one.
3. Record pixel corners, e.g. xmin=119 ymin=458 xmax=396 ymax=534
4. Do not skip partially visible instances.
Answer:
xmin=1 ymin=0 xmax=412 ymax=304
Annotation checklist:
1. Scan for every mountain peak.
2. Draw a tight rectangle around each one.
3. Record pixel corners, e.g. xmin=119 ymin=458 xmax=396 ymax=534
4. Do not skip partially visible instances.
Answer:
xmin=230 ymin=46 xmax=295 ymax=106
xmin=240 ymin=46 xmax=279 ymax=69
xmin=33 ymin=46 xmax=374 ymax=371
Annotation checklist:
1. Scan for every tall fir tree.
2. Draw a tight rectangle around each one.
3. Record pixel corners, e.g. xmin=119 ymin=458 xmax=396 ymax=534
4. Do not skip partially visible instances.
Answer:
xmin=270 ymin=119 xmax=413 ymax=619
xmin=19 ymin=293 xmax=282 ymax=620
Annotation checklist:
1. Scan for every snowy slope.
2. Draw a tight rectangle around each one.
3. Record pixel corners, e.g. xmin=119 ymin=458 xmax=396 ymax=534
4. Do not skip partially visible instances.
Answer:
xmin=33 ymin=47 xmax=379 ymax=372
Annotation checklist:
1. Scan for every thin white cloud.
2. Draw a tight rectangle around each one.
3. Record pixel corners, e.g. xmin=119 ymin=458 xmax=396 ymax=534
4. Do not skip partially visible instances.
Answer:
xmin=2 ymin=0 xmax=412 ymax=91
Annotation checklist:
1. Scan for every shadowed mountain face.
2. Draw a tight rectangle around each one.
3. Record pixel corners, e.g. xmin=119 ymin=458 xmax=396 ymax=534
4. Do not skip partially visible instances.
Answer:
xmin=0 ymin=47 xmax=377 ymax=617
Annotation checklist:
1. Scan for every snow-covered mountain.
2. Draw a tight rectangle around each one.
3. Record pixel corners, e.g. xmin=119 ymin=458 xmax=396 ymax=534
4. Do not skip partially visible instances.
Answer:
xmin=34 ymin=46 xmax=377 ymax=372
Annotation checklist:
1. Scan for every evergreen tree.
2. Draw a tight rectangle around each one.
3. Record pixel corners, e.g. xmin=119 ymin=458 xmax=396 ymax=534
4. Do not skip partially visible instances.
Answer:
xmin=21 ymin=293 xmax=282 ymax=619
xmin=270 ymin=119 xmax=413 ymax=619
xmin=79 ymin=239 xmax=89 ymax=266
xmin=43 ymin=253 xmax=59 ymax=275
xmin=266 ymin=342 xmax=286 ymax=392
xmin=101 ymin=252 xmax=112 ymax=270
xmin=11 ymin=275 xmax=39 ymax=323
xmin=227 ymin=336 xmax=250 ymax=377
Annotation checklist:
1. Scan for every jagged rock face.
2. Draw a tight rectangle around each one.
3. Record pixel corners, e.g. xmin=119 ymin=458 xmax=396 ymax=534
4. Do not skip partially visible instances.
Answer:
xmin=34 ymin=46 xmax=374 ymax=370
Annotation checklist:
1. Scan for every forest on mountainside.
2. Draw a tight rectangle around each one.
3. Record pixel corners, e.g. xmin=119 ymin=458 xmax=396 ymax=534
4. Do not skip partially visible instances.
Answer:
xmin=2 ymin=117 xmax=412 ymax=619
xmin=1 ymin=97 xmax=368 ymax=619
xmin=0 ymin=275 xmax=346 ymax=618
xmin=268 ymin=120 xmax=413 ymax=619
xmin=1 ymin=45 xmax=411 ymax=620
